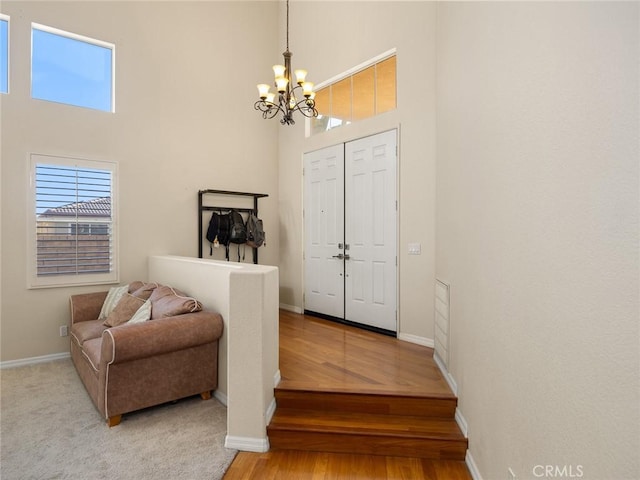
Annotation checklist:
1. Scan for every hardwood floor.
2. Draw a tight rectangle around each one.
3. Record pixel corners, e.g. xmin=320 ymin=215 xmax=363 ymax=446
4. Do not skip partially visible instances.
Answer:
xmin=223 ymin=311 xmax=471 ymax=479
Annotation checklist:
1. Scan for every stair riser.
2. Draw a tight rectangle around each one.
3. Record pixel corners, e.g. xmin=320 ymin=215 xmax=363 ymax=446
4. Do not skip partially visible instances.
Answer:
xmin=268 ymin=430 xmax=467 ymax=460
xmin=275 ymin=391 xmax=457 ymax=418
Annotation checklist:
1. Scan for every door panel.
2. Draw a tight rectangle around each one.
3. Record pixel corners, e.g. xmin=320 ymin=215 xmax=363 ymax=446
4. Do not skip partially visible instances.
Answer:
xmin=303 ymin=145 xmax=345 ymax=318
xmin=345 ymin=130 xmax=397 ymax=332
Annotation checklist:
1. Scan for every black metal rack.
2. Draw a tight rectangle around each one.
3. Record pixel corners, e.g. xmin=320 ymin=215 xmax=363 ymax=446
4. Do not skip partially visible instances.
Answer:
xmin=198 ymin=189 xmax=268 ymax=263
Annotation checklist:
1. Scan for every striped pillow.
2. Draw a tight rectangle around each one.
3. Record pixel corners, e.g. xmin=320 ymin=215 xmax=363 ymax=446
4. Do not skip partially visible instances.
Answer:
xmin=98 ymin=285 xmax=129 ymax=320
xmin=128 ymin=299 xmax=152 ymax=324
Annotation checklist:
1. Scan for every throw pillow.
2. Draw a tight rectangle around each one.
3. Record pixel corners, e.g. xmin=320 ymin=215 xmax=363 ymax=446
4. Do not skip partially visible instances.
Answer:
xmin=103 ymin=294 xmax=145 ymax=327
xmin=128 ymin=299 xmax=152 ymax=324
xmin=98 ymin=284 xmax=129 ymax=320
xmin=131 ymin=282 xmax=159 ymax=301
xmin=149 ymin=285 xmax=203 ymax=319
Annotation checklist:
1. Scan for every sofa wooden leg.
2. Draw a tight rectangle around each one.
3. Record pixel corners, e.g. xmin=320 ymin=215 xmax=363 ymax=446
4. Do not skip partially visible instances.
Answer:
xmin=107 ymin=415 xmax=122 ymax=427
xmin=200 ymin=391 xmax=212 ymax=400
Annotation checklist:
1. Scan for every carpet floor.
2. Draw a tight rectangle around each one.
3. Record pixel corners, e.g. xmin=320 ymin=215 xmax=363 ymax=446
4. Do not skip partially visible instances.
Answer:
xmin=0 ymin=358 xmax=237 ymax=480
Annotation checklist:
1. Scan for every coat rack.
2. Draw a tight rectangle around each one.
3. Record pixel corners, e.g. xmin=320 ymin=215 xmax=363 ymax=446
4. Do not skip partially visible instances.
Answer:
xmin=198 ymin=189 xmax=268 ymax=264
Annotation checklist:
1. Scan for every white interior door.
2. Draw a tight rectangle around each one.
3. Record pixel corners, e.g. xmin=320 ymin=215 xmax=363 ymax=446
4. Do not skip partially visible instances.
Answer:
xmin=304 ymin=130 xmax=397 ymax=333
xmin=345 ymin=130 xmax=397 ymax=332
xmin=303 ymin=144 xmax=345 ymax=318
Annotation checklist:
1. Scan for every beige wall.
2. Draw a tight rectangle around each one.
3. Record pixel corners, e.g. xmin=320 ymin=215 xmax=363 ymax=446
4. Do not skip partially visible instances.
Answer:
xmin=277 ymin=1 xmax=438 ymax=342
xmin=0 ymin=1 xmax=280 ymax=361
xmin=436 ymin=2 xmax=639 ymax=479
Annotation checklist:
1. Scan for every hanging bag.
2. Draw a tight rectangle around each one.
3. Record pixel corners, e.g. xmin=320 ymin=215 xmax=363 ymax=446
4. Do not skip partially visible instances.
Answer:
xmin=246 ymin=213 xmax=266 ymax=248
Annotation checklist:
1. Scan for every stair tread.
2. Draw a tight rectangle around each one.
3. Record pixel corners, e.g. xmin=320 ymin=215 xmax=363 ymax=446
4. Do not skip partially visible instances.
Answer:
xmin=269 ymin=409 xmax=466 ymax=440
xmin=275 ymin=385 xmax=457 ymax=400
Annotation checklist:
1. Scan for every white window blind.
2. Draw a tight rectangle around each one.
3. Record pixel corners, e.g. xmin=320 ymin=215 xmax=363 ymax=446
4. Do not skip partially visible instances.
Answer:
xmin=29 ymin=154 xmax=118 ymax=288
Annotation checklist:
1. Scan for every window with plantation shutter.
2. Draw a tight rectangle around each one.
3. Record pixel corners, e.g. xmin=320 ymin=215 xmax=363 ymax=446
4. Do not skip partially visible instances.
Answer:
xmin=29 ymin=154 xmax=118 ymax=288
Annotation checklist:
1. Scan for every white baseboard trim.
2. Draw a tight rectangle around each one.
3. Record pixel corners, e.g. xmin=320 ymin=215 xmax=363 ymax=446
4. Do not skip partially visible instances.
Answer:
xmin=214 ymin=389 xmax=228 ymax=407
xmin=225 ymin=435 xmax=270 ymax=452
xmin=466 ymin=449 xmax=483 ymax=480
xmin=397 ymin=332 xmax=434 ymax=348
xmin=265 ymin=397 xmax=277 ymax=425
xmin=279 ymin=303 xmax=302 ymax=314
xmin=455 ymin=407 xmax=468 ymax=438
xmin=274 ymin=369 xmax=281 ymax=387
xmin=0 ymin=352 xmax=70 ymax=369
xmin=433 ymin=351 xmax=458 ymax=396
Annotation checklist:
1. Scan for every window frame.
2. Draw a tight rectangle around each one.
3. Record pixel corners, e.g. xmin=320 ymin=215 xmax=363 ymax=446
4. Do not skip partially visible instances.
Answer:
xmin=0 ymin=13 xmax=9 ymax=94
xmin=307 ymin=48 xmax=397 ymax=136
xmin=28 ymin=153 xmax=119 ymax=289
xmin=31 ymin=22 xmax=115 ymax=112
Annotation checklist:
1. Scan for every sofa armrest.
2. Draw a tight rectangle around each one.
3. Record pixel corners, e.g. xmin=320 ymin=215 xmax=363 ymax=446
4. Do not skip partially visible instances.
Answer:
xmin=101 ymin=311 xmax=223 ymax=365
xmin=70 ymin=291 xmax=108 ymax=324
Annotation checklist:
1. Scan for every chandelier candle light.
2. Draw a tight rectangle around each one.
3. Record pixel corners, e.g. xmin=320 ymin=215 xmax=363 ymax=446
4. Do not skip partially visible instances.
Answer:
xmin=255 ymin=0 xmax=317 ymax=125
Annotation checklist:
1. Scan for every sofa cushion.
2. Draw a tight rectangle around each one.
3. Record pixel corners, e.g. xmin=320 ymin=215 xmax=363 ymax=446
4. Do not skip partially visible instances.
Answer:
xmin=104 ymin=294 xmax=146 ymax=327
xmin=149 ymin=285 xmax=202 ymax=319
xmin=82 ymin=337 xmax=102 ymax=373
xmin=98 ymin=284 xmax=129 ymax=320
xmin=71 ymin=319 xmax=107 ymax=346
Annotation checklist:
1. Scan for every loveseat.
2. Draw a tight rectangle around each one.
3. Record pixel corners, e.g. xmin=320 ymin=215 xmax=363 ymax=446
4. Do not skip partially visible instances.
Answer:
xmin=69 ymin=281 xmax=223 ymax=427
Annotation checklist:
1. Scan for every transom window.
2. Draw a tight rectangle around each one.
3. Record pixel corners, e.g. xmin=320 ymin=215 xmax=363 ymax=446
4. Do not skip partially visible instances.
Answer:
xmin=29 ymin=154 xmax=118 ymax=288
xmin=311 ymin=52 xmax=396 ymax=135
xmin=31 ymin=23 xmax=114 ymax=112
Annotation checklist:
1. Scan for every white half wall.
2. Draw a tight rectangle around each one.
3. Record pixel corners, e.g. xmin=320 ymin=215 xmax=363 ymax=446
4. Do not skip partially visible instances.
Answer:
xmin=148 ymin=255 xmax=279 ymax=451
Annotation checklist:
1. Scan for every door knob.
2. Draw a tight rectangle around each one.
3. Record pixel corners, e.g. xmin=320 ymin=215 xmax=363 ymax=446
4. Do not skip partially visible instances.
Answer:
xmin=332 ymin=253 xmax=344 ymax=259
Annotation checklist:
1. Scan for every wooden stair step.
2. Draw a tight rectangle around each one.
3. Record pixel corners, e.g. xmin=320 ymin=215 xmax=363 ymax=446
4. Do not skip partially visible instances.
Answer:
xmin=274 ymin=387 xmax=458 ymax=418
xmin=268 ymin=409 xmax=467 ymax=460
xmin=269 ymin=409 xmax=465 ymax=439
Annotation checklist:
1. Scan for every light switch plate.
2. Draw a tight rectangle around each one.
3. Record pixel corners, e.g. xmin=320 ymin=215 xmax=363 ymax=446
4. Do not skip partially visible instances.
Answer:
xmin=408 ymin=243 xmax=421 ymax=255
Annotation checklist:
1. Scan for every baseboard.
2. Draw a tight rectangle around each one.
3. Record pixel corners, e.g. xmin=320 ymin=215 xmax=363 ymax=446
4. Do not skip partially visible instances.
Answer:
xmin=0 ymin=352 xmax=70 ymax=369
xmin=225 ymin=435 xmax=269 ymax=452
xmin=274 ymin=369 xmax=281 ymax=387
xmin=214 ymin=389 xmax=228 ymax=407
xmin=265 ymin=397 xmax=277 ymax=425
xmin=434 ymin=351 xmax=458 ymax=395
xmin=397 ymin=332 xmax=435 ymax=348
xmin=279 ymin=303 xmax=302 ymax=314
xmin=466 ymin=449 xmax=484 ymax=480
xmin=455 ymin=407 xmax=469 ymax=438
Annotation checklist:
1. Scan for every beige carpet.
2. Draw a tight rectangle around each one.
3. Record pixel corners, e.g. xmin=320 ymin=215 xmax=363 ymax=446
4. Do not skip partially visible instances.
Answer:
xmin=0 ymin=359 xmax=237 ymax=480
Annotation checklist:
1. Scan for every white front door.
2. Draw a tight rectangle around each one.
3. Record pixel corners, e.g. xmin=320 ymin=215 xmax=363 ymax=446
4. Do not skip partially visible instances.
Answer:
xmin=345 ymin=130 xmax=397 ymax=332
xmin=303 ymin=144 xmax=345 ymax=318
xmin=303 ymin=130 xmax=397 ymax=333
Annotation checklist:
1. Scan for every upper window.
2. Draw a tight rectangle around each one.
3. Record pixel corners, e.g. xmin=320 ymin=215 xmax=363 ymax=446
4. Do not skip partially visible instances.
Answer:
xmin=29 ymin=154 xmax=118 ymax=288
xmin=0 ymin=14 xmax=8 ymax=94
xmin=311 ymin=53 xmax=396 ymax=135
xmin=31 ymin=23 xmax=114 ymax=112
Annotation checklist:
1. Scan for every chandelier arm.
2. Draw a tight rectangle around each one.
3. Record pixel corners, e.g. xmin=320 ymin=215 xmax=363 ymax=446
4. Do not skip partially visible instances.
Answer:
xmin=254 ymin=100 xmax=286 ymax=120
xmin=292 ymin=100 xmax=318 ymax=118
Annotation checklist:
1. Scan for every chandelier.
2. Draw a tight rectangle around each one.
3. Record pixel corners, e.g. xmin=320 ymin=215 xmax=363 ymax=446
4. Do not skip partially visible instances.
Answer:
xmin=254 ymin=0 xmax=317 ymax=125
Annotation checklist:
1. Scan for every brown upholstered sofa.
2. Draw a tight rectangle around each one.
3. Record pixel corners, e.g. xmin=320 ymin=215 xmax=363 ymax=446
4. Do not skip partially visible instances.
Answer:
xmin=69 ymin=281 xmax=223 ymax=427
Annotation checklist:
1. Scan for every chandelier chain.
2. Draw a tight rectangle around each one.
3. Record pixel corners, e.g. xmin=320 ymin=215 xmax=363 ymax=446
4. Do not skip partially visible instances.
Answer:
xmin=286 ymin=0 xmax=290 ymax=52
